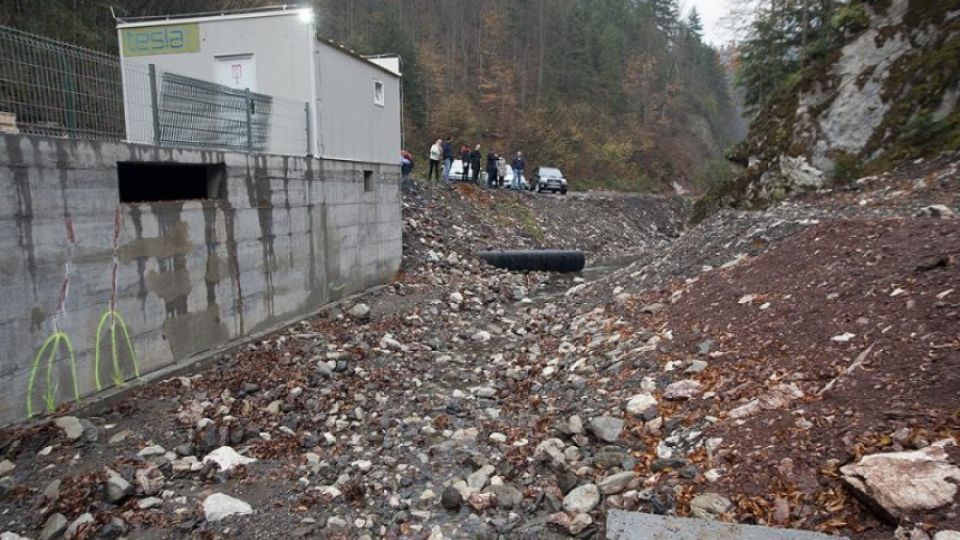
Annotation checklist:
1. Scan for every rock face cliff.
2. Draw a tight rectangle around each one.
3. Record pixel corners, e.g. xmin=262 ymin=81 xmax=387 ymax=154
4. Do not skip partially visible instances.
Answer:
xmin=706 ymin=0 xmax=959 ymax=211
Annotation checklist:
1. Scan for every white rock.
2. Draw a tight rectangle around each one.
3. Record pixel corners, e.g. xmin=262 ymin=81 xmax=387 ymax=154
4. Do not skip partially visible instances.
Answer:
xmin=138 ymin=445 xmax=166 ymax=458
xmin=352 ymin=460 xmax=372 ymax=472
xmin=685 ymin=360 xmax=709 ymax=374
xmin=64 ymin=512 xmax=94 ymax=540
xmin=467 ymin=464 xmax=495 ymax=490
xmin=104 ymin=468 xmax=132 ymax=503
xmin=588 ymin=416 xmax=624 ymax=443
xmin=1 ymin=532 xmax=31 ymax=540
xmin=135 ymin=467 xmax=165 ymax=496
xmin=53 ymin=417 xmax=83 ymax=440
xmin=202 ymin=446 xmax=257 ymax=472
xmin=779 ymin=155 xmax=825 ymax=190
xmin=841 ymin=445 xmax=960 ymax=521
xmin=0 ymin=460 xmax=14 ymax=477
xmin=689 ymin=492 xmax=732 ymax=520
xmin=316 ymin=485 xmax=342 ymax=499
xmin=39 ymin=514 xmax=67 ymax=540
xmin=663 ymin=379 xmax=702 ymax=400
xmin=348 ymin=303 xmax=371 ymax=320
xmin=563 ymin=483 xmax=600 ymax=513
xmin=728 ymin=400 xmax=762 ymax=420
xmin=934 ymin=532 xmax=960 ymax=540
xmin=565 ymin=284 xmax=587 ymax=297
xmin=831 ymin=332 xmax=856 ymax=342
xmin=202 ymin=493 xmax=253 ymax=522
xmin=138 ymin=497 xmax=162 ymax=509
xmin=598 ymin=471 xmax=637 ymax=495
xmin=916 ymin=205 xmax=956 ymax=219
xmin=705 ymin=469 xmax=723 ymax=483
xmin=569 ymin=512 xmax=594 ymax=535
xmin=473 ymin=386 xmax=496 ymax=398
xmin=472 ymin=330 xmax=491 ymax=342
xmin=624 ymin=394 xmax=658 ymax=416
xmin=534 ymin=438 xmax=566 ymax=466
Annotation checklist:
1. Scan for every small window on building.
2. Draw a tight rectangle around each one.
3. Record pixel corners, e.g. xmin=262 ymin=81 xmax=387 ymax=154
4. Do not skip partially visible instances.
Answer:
xmin=363 ymin=170 xmax=374 ymax=192
xmin=118 ymin=162 xmax=225 ymax=203
xmin=373 ymin=80 xmax=385 ymax=107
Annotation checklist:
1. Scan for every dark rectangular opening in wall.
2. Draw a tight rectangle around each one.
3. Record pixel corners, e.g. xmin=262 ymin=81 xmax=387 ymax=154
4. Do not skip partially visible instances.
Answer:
xmin=117 ymin=162 xmax=226 ymax=203
xmin=363 ymin=170 xmax=374 ymax=192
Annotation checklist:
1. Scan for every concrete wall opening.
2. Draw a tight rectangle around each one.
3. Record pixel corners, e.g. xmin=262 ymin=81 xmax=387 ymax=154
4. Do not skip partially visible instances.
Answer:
xmin=118 ymin=162 xmax=226 ymax=203
xmin=363 ymin=170 xmax=374 ymax=192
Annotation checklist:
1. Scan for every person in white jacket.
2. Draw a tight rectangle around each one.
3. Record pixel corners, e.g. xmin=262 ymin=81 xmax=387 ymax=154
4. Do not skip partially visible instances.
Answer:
xmin=428 ymin=139 xmax=442 ymax=181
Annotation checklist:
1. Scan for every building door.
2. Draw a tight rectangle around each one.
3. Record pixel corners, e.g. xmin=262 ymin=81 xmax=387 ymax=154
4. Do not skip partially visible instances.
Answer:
xmin=215 ymin=54 xmax=257 ymax=90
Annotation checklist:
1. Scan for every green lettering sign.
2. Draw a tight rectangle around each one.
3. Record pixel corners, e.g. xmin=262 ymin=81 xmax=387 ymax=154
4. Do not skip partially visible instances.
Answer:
xmin=121 ymin=23 xmax=200 ymax=57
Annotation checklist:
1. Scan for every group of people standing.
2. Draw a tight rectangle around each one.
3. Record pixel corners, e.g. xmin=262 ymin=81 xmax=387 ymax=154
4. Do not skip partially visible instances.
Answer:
xmin=427 ymin=137 xmax=527 ymax=190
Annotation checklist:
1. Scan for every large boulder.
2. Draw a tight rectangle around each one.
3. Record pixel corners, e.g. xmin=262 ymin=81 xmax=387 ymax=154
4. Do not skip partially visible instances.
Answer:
xmin=840 ymin=443 xmax=960 ymax=523
xmin=589 ymin=416 xmax=624 ymax=443
xmin=689 ymin=493 xmax=732 ymax=520
xmin=624 ymin=394 xmax=658 ymax=417
xmin=563 ymin=483 xmax=600 ymax=513
xmin=202 ymin=493 xmax=253 ymax=522
xmin=202 ymin=446 xmax=257 ymax=473
xmin=53 ymin=417 xmax=83 ymax=441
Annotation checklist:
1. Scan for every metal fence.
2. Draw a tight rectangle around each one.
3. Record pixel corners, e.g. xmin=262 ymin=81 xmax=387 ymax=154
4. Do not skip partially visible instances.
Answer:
xmin=0 ymin=25 xmax=309 ymax=156
xmin=0 ymin=25 xmax=125 ymax=140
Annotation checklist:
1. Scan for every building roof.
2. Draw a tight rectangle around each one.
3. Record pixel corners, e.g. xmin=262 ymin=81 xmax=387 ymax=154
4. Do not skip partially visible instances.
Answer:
xmin=115 ymin=5 xmax=400 ymax=78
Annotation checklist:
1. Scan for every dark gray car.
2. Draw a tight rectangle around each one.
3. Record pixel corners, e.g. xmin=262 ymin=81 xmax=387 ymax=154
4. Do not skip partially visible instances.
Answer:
xmin=532 ymin=166 xmax=568 ymax=194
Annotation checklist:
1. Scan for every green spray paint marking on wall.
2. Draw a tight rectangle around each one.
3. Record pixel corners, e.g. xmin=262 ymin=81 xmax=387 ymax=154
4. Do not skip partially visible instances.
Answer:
xmin=26 ymin=332 xmax=79 ymax=418
xmin=94 ymin=310 xmax=139 ymax=391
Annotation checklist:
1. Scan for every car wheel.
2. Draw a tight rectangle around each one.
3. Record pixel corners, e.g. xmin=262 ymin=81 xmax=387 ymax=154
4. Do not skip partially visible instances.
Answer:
xmin=560 ymin=188 xmax=567 ymax=195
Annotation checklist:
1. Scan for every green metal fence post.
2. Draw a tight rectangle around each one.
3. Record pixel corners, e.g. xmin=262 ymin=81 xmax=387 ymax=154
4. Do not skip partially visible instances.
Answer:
xmin=244 ymin=88 xmax=253 ymax=153
xmin=148 ymin=64 xmax=160 ymax=144
xmin=59 ymin=52 xmax=77 ymax=137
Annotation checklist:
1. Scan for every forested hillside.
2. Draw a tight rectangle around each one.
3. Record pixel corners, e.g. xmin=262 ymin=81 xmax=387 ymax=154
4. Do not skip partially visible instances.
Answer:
xmin=0 ymin=0 xmax=743 ymax=193
xmin=316 ymin=0 xmax=742 ymax=191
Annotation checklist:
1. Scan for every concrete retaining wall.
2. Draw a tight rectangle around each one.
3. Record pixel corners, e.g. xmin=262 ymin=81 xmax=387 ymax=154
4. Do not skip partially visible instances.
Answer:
xmin=0 ymin=134 xmax=401 ymax=425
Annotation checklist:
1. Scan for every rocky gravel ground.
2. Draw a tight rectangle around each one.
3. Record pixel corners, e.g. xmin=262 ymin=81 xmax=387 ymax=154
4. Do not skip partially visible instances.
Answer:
xmin=0 ymin=158 xmax=957 ymax=540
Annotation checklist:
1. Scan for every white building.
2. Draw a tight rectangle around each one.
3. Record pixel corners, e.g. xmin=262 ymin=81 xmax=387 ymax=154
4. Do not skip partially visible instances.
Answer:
xmin=116 ymin=6 xmax=401 ymax=163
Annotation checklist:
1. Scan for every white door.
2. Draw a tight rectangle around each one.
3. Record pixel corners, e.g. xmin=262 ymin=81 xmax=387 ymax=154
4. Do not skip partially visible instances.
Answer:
xmin=215 ymin=54 xmax=257 ymax=90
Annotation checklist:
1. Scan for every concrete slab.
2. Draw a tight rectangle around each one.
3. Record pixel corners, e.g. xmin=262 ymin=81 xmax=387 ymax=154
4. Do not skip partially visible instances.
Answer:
xmin=606 ymin=510 xmax=847 ymax=540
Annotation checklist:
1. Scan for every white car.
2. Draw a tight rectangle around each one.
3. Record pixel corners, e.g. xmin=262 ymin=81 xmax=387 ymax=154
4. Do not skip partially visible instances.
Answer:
xmin=448 ymin=160 xmax=529 ymax=189
xmin=448 ymin=159 xmax=475 ymax=182
xmin=500 ymin=168 xmax=530 ymax=190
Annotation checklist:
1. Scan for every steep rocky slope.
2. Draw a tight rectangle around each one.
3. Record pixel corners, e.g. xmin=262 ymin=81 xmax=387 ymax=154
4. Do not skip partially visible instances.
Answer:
xmin=702 ymin=0 xmax=960 ymax=214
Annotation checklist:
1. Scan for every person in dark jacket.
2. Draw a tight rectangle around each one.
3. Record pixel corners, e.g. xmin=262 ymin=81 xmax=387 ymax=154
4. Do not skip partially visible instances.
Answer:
xmin=469 ymin=144 xmax=483 ymax=184
xmin=511 ymin=151 xmax=526 ymax=190
xmin=400 ymin=149 xmax=415 ymax=184
xmin=441 ymin=136 xmax=454 ymax=182
xmin=486 ymin=151 xmax=499 ymax=188
xmin=460 ymin=146 xmax=471 ymax=182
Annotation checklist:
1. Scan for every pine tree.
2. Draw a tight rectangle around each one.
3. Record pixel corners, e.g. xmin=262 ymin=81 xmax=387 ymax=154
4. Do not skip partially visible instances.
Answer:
xmin=686 ymin=7 xmax=704 ymax=41
xmin=649 ymin=0 xmax=681 ymax=39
